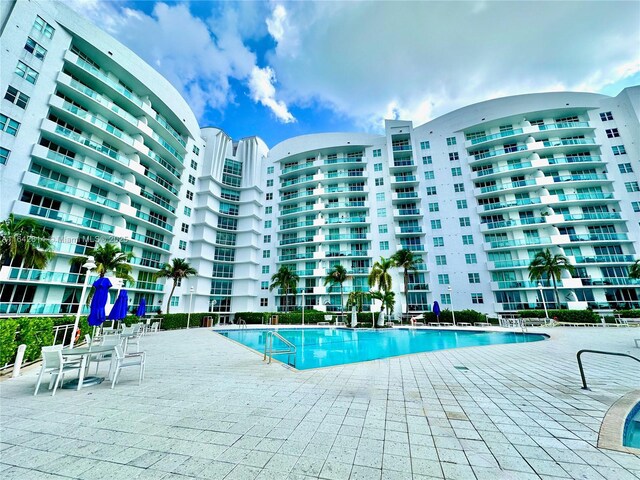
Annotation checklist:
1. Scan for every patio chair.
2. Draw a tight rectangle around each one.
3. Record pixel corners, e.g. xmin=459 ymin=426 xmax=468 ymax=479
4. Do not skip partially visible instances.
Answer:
xmin=111 ymin=345 xmax=145 ymax=388
xmin=90 ymin=334 xmax=122 ymax=376
xmin=34 ymin=346 xmax=82 ymax=396
xmin=149 ymin=322 xmax=159 ymax=333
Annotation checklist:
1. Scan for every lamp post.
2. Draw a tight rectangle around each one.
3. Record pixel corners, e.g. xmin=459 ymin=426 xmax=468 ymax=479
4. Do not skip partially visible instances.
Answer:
xmin=187 ymin=286 xmax=194 ymax=329
xmin=538 ymin=282 xmax=549 ymax=321
xmin=448 ymin=285 xmax=456 ymax=326
xmin=70 ymin=256 xmax=96 ymax=348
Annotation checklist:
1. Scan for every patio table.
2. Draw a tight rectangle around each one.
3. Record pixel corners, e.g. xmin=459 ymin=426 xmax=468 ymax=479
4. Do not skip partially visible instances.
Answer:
xmin=60 ymin=345 xmax=115 ymax=390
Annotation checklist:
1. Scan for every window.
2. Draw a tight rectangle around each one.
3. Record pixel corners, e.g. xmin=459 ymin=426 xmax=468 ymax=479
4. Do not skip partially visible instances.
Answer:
xmin=459 ymin=217 xmax=471 ymax=227
xmin=0 ymin=147 xmax=9 ymax=165
xmin=438 ymin=274 xmax=450 ymax=285
xmin=457 ymin=200 xmax=468 ymax=209
xmin=374 ymin=163 xmax=382 ymax=172
xmin=451 ymin=167 xmax=462 ymax=177
xmin=605 ymin=128 xmax=620 ymax=138
xmin=190 ymin=159 xmax=198 ymax=170
xmin=267 ymin=179 xmax=274 ymax=187
xmin=431 ymin=219 xmax=442 ymax=229
xmin=15 ymin=61 xmax=38 ymax=84
xmin=188 ymin=174 xmax=196 ymax=185
xmin=181 ymin=223 xmax=189 ymax=233
xmin=170 ymin=296 xmax=179 ymax=307
xmin=435 ymin=255 xmax=447 ymax=266
xmin=265 ymin=220 xmax=272 ymax=228
xmin=428 ymin=202 xmax=439 ymax=212
xmin=440 ymin=294 xmax=451 ymax=305
xmin=261 ymin=281 xmax=269 ymax=290
xmin=612 ymin=145 xmax=626 ymax=155
xmin=373 ymin=149 xmax=381 ymax=157
xmin=625 ymin=182 xmax=639 ymax=192
xmin=24 ymin=37 xmax=47 ymax=60
xmin=422 ymin=156 xmax=432 ymax=165
xmin=471 ymin=293 xmax=484 ymax=304
xmin=377 ymin=208 xmax=386 ymax=217
xmin=618 ymin=163 xmax=633 ymax=173
xmin=186 ymin=190 xmax=193 ymax=201
xmin=600 ymin=111 xmax=613 ymax=121
xmin=0 ymin=115 xmax=20 ymax=136
xmin=266 ymin=193 xmax=273 ymax=200
xmin=424 ymin=171 xmax=435 ymax=180
xmin=265 ymin=206 xmax=272 ymax=214
xmin=262 ymin=266 xmax=270 ymax=274
xmin=260 ymin=298 xmax=268 ymax=307
xmin=465 ymin=253 xmax=477 ymax=264
xmin=426 ymin=186 xmax=437 ymax=196
xmin=468 ymin=273 xmax=480 ymax=283
xmin=462 ymin=235 xmax=474 ymax=245
xmin=183 ymin=206 xmax=191 ymax=217
xmin=262 ymin=250 xmax=270 ymax=258
xmin=420 ymin=141 xmax=430 ymax=149
xmin=433 ymin=237 xmax=444 ymax=247
xmin=33 ymin=16 xmax=55 ymax=38
xmin=454 ymin=183 xmax=465 ymax=192
xmin=446 ymin=136 xmax=457 ymax=146
xmin=264 ymin=235 xmax=271 ymax=243
xmin=376 ymin=192 xmax=385 ymax=202
xmin=179 ymin=240 xmax=187 ymax=250
xmin=192 ymin=145 xmax=200 ymax=156
xmin=449 ymin=152 xmax=459 ymax=161
xmin=378 ymin=224 xmax=388 ymax=234
xmin=375 ymin=178 xmax=384 ymax=186
xmin=4 ymin=87 xmax=29 ymax=109
xmin=380 ymin=241 xmax=389 ymax=251
xmin=267 ymin=166 xmax=274 ymax=174
xmin=632 ymin=201 xmax=640 ymax=213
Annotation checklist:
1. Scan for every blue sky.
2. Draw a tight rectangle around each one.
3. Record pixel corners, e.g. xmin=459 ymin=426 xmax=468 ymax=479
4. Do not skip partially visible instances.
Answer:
xmin=73 ymin=1 xmax=640 ymax=147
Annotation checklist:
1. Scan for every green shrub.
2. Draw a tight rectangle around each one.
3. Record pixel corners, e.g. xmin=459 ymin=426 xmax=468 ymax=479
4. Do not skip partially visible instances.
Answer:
xmin=0 ymin=319 xmax=19 ymax=366
xmin=159 ymin=313 xmax=218 ymax=330
xmin=17 ymin=317 xmax=54 ymax=362
xmin=614 ymin=310 xmax=640 ymax=318
xmin=517 ymin=309 xmax=600 ymax=323
xmin=234 ymin=312 xmax=268 ymax=324
xmin=422 ymin=309 xmax=488 ymax=324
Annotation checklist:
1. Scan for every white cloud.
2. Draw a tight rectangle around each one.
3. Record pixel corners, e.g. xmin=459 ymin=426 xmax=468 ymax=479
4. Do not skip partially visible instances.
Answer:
xmin=266 ymin=4 xmax=287 ymax=42
xmin=249 ymin=66 xmax=296 ymax=123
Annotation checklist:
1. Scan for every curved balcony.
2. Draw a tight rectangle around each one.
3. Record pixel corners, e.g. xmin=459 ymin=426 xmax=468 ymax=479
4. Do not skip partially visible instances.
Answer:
xmin=394 ymin=208 xmax=422 ymax=218
xmin=479 ymin=198 xmax=542 ymax=213
xmin=25 ymin=204 xmax=115 ymax=234
xmin=129 ymin=232 xmax=170 ymax=251
xmin=143 ymin=169 xmax=179 ymax=197
xmin=581 ymin=277 xmax=640 ymax=286
xmin=552 ymin=173 xmax=610 ymax=185
xmin=324 ymin=170 xmax=366 ymax=182
xmin=573 ymin=255 xmax=636 ymax=264
xmin=135 ymin=210 xmax=173 ymax=233
xmin=395 ymin=226 xmax=424 ymax=236
xmin=324 ymin=202 xmax=367 ymax=210
xmin=560 ymin=212 xmax=622 ymax=223
xmin=33 ymin=176 xmax=121 ymax=212
xmin=391 ymin=175 xmax=419 ymax=186
xmin=280 ymin=219 xmax=316 ymax=231
xmin=280 ymin=205 xmax=315 ymax=217
xmin=467 ymin=122 xmax=592 ymax=148
xmin=278 ymin=253 xmax=315 ymax=261
xmin=322 ymin=185 xmax=367 ymax=197
xmin=476 ymin=179 xmax=537 ymax=196
xmin=566 ymin=233 xmax=630 ymax=243
xmin=151 ymin=112 xmax=187 ymax=152
xmin=325 ymin=216 xmax=367 ymax=225
xmin=324 ymin=233 xmax=368 ymax=242
xmin=281 ymin=162 xmax=317 ymax=176
xmin=556 ymin=193 xmax=615 ymax=204
xmin=480 ymin=217 xmax=545 ymax=232
xmin=280 ymin=190 xmax=316 ymax=204
xmin=279 ymin=236 xmax=315 ymax=246
xmin=139 ymin=147 xmax=182 ymax=181
xmin=485 ymin=237 xmax=551 ymax=250
xmin=489 ymin=259 xmax=531 ymax=269
xmin=323 ymin=156 xmax=363 ymax=166
xmin=547 ymin=155 xmax=602 ymax=166
xmin=280 ymin=174 xmax=317 ymax=189
xmin=324 ymin=250 xmax=369 ymax=258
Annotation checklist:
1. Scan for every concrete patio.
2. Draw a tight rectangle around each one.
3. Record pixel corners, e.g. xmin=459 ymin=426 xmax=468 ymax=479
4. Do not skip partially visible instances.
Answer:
xmin=1 ymin=326 xmax=639 ymax=479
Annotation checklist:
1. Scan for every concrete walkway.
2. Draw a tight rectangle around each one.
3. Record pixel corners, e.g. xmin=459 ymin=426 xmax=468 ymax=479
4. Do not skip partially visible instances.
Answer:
xmin=1 ymin=326 xmax=639 ymax=479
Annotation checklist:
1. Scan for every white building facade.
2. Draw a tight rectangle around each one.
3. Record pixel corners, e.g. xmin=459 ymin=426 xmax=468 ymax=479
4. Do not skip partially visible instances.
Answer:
xmin=1 ymin=1 xmax=639 ymax=318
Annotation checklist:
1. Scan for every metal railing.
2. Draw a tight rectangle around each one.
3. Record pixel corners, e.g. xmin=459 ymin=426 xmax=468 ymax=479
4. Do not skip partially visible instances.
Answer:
xmin=576 ymin=349 xmax=640 ymax=390
xmin=263 ymin=331 xmax=296 ymax=367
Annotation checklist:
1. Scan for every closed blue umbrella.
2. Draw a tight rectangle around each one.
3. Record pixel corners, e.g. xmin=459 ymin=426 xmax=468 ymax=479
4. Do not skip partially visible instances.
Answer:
xmin=136 ymin=298 xmax=146 ymax=318
xmin=87 ymin=277 xmax=112 ymax=326
xmin=109 ymin=289 xmax=128 ymax=321
xmin=433 ymin=301 xmax=441 ymax=321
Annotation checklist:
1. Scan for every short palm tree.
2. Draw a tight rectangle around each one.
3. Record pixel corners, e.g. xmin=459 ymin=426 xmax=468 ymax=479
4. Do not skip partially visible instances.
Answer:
xmin=154 ymin=258 xmax=197 ymax=314
xmin=528 ymin=249 xmax=575 ymax=308
xmin=370 ymin=290 xmax=395 ymax=319
xmin=72 ymin=243 xmax=134 ymax=282
xmin=324 ymin=264 xmax=349 ymax=317
xmin=0 ymin=213 xmax=53 ymax=269
xmin=629 ymin=260 xmax=640 ymax=280
xmin=269 ymin=265 xmax=299 ymax=312
xmin=368 ymin=256 xmax=393 ymax=293
xmin=346 ymin=290 xmax=367 ymax=313
xmin=391 ymin=249 xmax=421 ymax=315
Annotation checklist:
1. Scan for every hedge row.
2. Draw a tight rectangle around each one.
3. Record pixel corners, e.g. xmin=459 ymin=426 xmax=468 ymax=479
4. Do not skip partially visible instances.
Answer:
xmin=516 ymin=309 xmax=601 ymax=323
xmin=421 ymin=309 xmax=491 ymax=325
xmin=614 ymin=310 xmax=640 ymax=318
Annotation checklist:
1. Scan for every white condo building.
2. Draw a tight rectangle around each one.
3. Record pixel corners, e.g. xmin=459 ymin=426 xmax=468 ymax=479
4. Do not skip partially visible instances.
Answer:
xmin=1 ymin=1 xmax=639 ymax=319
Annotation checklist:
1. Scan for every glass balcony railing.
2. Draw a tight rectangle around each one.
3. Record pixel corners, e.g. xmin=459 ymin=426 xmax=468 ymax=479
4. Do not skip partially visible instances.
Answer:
xmin=479 ymin=179 xmax=536 ymax=193
xmin=324 ymin=202 xmax=365 ymax=209
xmin=0 ymin=303 xmax=90 ymax=315
xmin=393 ymin=175 xmax=417 ymax=182
xmin=548 ymin=155 xmax=601 ymax=165
xmin=143 ymin=170 xmax=179 ymax=196
xmin=133 ymin=280 xmax=164 ymax=291
xmin=553 ymin=174 xmax=608 ymax=183
xmin=581 ymin=277 xmax=640 ymax=286
xmin=574 ymin=255 xmax=635 ymax=264
xmin=326 ymin=171 xmax=364 ymax=179
xmin=145 ymin=149 xmax=181 ymax=179
xmin=129 ymin=232 xmax=170 ymax=251
xmin=470 ymin=129 xmax=524 ymax=145
xmin=397 ymin=226 xmax=423 ymax=233
xmin=280 ymin=236 xmax=314 ymax=245
xmin=278 ymin=253 xmax=314 ymax=261
xmin=324 ymin=157 xmax=363 ymax=165
xmin=151 ymin=131 xmax=184 ymax=164
xmin=557 ymin=193 xmax=614 ymax=202
xmin=475 ymin=161 xmax=533 ymax=177
xmin=8 ymin=267 xmax=97 ymax=284
xmin=325 ymin=234 xmax=368 ymax=241
xmin=135 ymin=210 xmax=173 ymax=232
xmin=37 ymin=177 xmax=120 ymax=209
xmin=54 ymin=125 xmax=129 ymax=166
xmin=155 ymin=113 xmax=187 ymax=148
xmin=392 ymin=145 xmax=412 ymax=151
xmin=281 ymin=220 xmax=315 ymax=230
xmin=68 ymin=78 xmax=140 ymax=127
xmin=75 ymin=57 xmax=143 ymax=106
xmin=392 ymin=160 xmax=415 ymax=167
xmin=140 ymin=189 xmax=176 ymax=213
xmin=281 ymin=175 xmax=315 ymax=187
xmin=474 ymin=144 xmax=528 ymax=160
xmin=282 ymin=163 xmax=315 ymax=174
xmin=482 ymin=198 xmax=541 ymax=211
xmin=28 ymin=205 xmax=115 ymax=233
xmin=61 ymin=102 xmax=135 ymax=146
xmin=489 ymin=237 xmax=551 ymax=249
xmin=281 ymin=205 xmax=315 ymax=216
xmin=401 ymin=245 xmax=424 ymax=252
xmin=130 ymin=257 xmax=163 ymax=269
xmin=538 ymin=121 xmax=590 ymax=130
xmin=325 ymin=186 xmax=365 ymax=194
xmin=43 ymin=150 xmax=126 ymax=188
xmin=491 ymin=259 xmax=531 ymax=268
xmin=397 ymin=208 xmax=420 ymax=216
xmin=542 ymin=138 xmax=596 ymax=147
xmin=569 ymin=233 xmax=628 ymax=242
xmin=563 ymin=212 xmax=621 ymax=221
xmin=325 ymin=250 xmax=369 ymax=257
xmin=326 ymin=216 xmax=367 ymax=224
xmin=394 ymin=192 xmax=418 ymax=199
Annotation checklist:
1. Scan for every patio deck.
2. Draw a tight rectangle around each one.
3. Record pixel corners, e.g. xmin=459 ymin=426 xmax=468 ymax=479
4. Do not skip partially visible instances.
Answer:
xmin=1 ymin=326 xmax=639 ymax=479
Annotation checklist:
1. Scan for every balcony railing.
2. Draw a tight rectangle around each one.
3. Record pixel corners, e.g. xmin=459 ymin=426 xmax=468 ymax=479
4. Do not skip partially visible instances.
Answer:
xmin=562 ymin=212 xmax=621 ymax=221
xmin=479 ymin=179 xmax=536 ymax=194
xmin=42 ymin=150 xmax=126 ymax=188
xmin=37 ymin=177 xmax=120 ymax=210
xmin=568 ymin=233 xmax=628 ymax=242
xmin=489 ymin=237 xmax=551 ymax=249
xmin=135 ymin=210 xmax=173 ymax=232
xmin=28 ymin=205 xmax=114 ymax=233
xmin=482 ymin=198 xmax=541 ymax=211
xmin=74 ymin=57 xmax=144 ymax=106
xmin=324 ymin=157 xmax=363 ymax=165
xmin=553 ymin=173 xmax=608 ymax=183
xmin=278 ymin=253 xmax=314 ymax=261
xmin=130 ymin=232 xmax=170 ymax=251
xmin=140 ymin=189 xmax=176 ymax=213
xmin=53 ymin=125 xmax=129 ymax=166
xmin=573 ymin=255 xmax=635 ymax=264
xmin=557 ymin=193 xmax=614 ymax=202
xmin=483 ymin=217 xmax=545 ymax=230
xmin=325 ymin=233 xmax=368 ymax=241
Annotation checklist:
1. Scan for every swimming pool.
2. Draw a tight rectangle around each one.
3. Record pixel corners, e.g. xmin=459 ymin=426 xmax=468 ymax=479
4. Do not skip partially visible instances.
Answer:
xmin=623 ymin=401 xmax=640 ymax=449
xmin=217 ymin=328 xmax=547 ymax=370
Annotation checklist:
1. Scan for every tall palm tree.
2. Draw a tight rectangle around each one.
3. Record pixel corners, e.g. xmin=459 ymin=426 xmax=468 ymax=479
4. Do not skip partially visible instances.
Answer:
xmin=72 ymin=243 xmax=134 ymax=282
xmin=154 ymin=258 xmax=197 ymax=314
xmin=528 ymin=249 xmax=575 ymax=308
xmin=0 ymin=213 xmax=53 ymax=269
xmin=629 ymin=260 xmax=640 ymax=280
xmin=368 ymin=256 xmax=393 ymax=293
xmin=269 ymin=265 xmax=299 ymax=312
xmin=324 ymin=264 xmax=349 ymax=317
xmin=391 ymin=249 xmax=421 ymax=315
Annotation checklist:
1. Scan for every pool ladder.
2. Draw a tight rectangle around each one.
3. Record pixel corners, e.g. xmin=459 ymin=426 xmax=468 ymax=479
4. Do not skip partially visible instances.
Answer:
xmin=577 ymin=349 xmax=640 ymax=390
xmin=263 ymin=331 xmax=296 ymax=367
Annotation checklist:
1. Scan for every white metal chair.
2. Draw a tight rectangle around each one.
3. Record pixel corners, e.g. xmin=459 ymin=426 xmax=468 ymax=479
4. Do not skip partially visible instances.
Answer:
xmin=111 ymin=345 xmax=145 ymax=388
xmin=34 ymin=346 xmax=82 ymax=396
xmin=149 ymin=322 xmax=159 ymax=333
xmin=90 ymin=334 xmax=122 ymax=376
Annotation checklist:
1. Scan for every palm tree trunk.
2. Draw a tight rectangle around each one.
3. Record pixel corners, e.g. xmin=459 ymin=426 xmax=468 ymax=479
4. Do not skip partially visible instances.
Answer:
xmin=552 ymin=276 xmax=559 ymax=309
xmin=404 ymin=269 xmax=409 ymax=315
xmin=166 ymin=279 xmax=177 ymax=314
xmin=340 ymin=284 xmax=344 ymax=319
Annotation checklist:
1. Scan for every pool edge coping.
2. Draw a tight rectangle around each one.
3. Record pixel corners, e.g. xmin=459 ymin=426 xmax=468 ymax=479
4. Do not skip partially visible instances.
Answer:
xmin=598 ymin=389 xmax=640 ymax=455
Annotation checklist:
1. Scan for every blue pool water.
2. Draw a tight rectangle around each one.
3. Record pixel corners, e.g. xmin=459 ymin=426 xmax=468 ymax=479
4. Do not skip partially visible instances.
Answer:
xmin=623 ymin=402 xmax=640 ymax=449
xmin=217 ymin=328 xmax=547 ymax=370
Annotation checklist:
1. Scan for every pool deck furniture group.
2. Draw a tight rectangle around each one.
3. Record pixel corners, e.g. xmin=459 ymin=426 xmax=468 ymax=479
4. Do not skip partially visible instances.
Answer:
xmin=1 ymin=325 xmax=638 ymax=479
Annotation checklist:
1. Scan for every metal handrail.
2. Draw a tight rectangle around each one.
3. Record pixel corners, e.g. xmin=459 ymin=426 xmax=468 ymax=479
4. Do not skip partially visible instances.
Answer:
xmin=263 ymin=331 xmax=296 ymax=367
xmin=577 ymin=349 xmax=640 ymax=390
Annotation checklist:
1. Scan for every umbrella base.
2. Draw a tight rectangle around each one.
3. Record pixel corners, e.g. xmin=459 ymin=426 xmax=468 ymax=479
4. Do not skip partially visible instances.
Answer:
xmin=61 ymin=376 xmax=104 ymax=389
